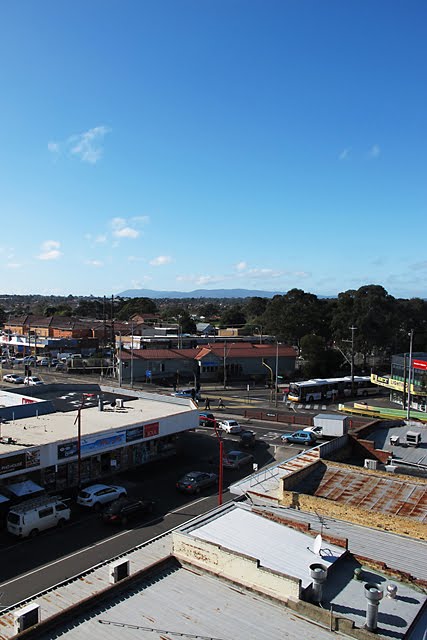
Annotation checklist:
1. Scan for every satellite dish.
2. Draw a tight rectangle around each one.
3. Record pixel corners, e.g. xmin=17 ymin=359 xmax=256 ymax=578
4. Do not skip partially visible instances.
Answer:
xmin=313 ymin=534 xmax=322 ymax=555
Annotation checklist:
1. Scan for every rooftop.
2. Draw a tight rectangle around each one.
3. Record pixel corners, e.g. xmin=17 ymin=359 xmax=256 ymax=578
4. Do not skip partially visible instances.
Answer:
xmin=364 ymin=421 xmax=427 ymax=469
xmin=0 ymin=387 xmax=197 ymax=454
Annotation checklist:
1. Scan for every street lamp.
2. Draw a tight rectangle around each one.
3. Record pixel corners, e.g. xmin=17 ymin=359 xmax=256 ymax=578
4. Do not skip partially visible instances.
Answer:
xmin=274 ymin=341 xmax=279 ymax=407
xmin=74 ymin=393 xmax=95 ymax=488
xmin=407 ymin=330 xmax=414 ymax=421
xmin=212 ymin=418 xmax=224 ymax=506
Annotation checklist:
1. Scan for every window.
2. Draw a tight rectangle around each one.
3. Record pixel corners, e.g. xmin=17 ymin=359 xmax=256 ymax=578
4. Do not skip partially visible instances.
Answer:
xmin=38 ymin=507 xmax=54 ymax=518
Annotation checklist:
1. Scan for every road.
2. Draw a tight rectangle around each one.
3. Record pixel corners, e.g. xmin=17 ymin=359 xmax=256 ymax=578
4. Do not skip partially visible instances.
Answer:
xmin=0 ymin=422 xmax=301 ymax=610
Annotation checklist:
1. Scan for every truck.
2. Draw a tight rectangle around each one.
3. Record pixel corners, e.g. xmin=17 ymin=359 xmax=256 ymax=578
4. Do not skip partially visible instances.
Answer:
xmin=304 ymin=414 xmax=349 ymax=439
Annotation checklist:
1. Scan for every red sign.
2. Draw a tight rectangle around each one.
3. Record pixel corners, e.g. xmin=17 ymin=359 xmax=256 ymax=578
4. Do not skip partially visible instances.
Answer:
xmin=413 ymin=359 xmax=427 ymax=371
xmin=22 ymin=398 xmax=36 ymax=404
xmin=144 ymin=422 xmax=159 ymax=438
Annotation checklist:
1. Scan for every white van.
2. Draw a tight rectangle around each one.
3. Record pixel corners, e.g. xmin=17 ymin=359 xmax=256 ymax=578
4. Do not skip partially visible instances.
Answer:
xmin=7 ymin=495 xmax=71 ymax=538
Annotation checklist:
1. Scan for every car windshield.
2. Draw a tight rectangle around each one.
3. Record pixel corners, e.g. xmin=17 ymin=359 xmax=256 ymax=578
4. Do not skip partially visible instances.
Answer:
xmin=79 ymin=491 xmax=90 ymax=499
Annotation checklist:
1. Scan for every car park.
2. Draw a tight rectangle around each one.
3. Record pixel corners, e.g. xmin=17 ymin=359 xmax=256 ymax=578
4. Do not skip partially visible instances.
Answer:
xmin=176 ymin=471 xmax=218 ymax=494
xmin=217 ymin=419 xmax=242 ymax=434
xmin=76 ymin=484 xmax=127 ymax=510
xmin=101 ymin=496 xmax=155 ymax=526
xmin=24 ymin=376 xmax=44 ymax=386
xmin=3 ymin=374 xmax=24 ymax=384
xmin=199 ymin=411 xmax=215 ymax=426
xmin=281 ymin=430 xmax=317 ymax=445
xmin=222 ymin=450 xmax=255 ymax=470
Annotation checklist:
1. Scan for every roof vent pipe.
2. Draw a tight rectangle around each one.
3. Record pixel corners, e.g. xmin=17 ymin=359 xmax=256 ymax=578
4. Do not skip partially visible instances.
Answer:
xmin=309 ymin=563 xmax=328 ymax=604
xmin=386 ymin=584 xmax=397 ymax=599
xmin=364 ymin=583 xmax=383 ymax=632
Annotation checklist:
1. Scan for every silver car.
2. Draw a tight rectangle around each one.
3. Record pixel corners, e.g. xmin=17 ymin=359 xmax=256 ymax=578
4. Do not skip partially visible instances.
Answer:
xmin=77 ymin=484 xmax=127 ymax=510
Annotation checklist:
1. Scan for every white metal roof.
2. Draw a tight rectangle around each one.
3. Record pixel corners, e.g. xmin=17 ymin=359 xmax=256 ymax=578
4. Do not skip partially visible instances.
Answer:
xmin=187 ymin=504 xmax=345 ymax=588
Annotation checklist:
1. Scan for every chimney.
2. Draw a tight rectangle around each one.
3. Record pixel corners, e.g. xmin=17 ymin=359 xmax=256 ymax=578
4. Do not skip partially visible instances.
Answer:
xmin=309 ymin=563 xmax=328 ymax=604
xmin=364 ymin=583 xmax=383 ymax=632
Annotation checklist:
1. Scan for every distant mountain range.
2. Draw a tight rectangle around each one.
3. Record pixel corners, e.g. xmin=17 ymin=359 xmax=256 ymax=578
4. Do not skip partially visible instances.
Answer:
xmin=117 ymin=288 xmax=286 ymax=299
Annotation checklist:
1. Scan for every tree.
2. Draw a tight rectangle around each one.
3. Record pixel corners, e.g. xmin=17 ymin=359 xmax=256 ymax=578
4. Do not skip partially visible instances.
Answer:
xmin=116 ymin=297 xmax=157 ymax=320
xmin=218 ymin=305 xmax=247 ymax=329
xmin=244 ymin=297 xmax=268 ymax=320
xmin=300 ymin=334 xmax=342 ymax=378
xmin=262 ymin=289 xmax=323 ymax=348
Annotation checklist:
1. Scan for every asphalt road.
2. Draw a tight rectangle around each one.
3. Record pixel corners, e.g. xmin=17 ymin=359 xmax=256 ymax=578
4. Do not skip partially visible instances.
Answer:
xmin=0 ymin=423 xmax=301 ymax=610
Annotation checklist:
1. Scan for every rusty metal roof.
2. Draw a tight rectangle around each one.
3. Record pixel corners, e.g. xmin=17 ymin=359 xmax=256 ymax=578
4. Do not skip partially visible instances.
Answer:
xmin=311 ymin=466 xmax=427 ymax=523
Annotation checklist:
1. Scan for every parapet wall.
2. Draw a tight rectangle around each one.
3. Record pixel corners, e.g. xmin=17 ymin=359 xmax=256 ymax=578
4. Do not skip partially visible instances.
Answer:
xmin=172 ymin=531 xmax=301 ymax=601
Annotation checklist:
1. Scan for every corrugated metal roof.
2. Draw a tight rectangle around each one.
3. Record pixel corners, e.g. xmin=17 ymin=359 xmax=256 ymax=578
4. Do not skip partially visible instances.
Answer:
xmin=186 ymin=505 xmax=345 ymax=588
xmin=33 ymin=565 xmax=346 ymax=640
xmin=311 ymin=466 xmax=427 ymax=523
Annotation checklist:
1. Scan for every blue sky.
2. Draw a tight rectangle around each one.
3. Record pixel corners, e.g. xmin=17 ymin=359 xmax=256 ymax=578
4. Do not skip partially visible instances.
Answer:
xmin=1 ymin=0 xmax=425 ymax=299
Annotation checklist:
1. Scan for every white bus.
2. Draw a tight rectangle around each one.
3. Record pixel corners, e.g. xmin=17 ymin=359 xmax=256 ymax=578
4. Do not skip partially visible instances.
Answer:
xmin=287 ymin=376 xmax=375 ymax=403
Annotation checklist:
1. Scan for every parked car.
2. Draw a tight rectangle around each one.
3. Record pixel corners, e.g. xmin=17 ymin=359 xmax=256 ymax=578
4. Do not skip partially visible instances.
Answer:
xmin=77 ymin=484 xmax=127 ymax=510
xmin=199 ymin=411 xmax=215 ymax=427
xmin=7 ymin=495 xmax=71 ymax=538
xmin=239 ymin=430 xmax=256 ymax=448
xmin=281 ymin=430 xmax=318 ymax=445
xmin=36 ymin=358 xmax=50 ymax=366
xmin=24 ymin=376 xmax=44 ymax=386
xmin=101 ymin=496 xmax=155 ymax=526
xmin=3 ymin=374 xmax=24 ymax=384
xmin=55 ymin=363 xmax=67 ymax=372
xmin=217 ymin=419 xmax=242 ymax=434
xmin=222 ymin=450 xmax=255 ymax=470
xmin=171 ymin=388 xmax=200 ymax=400
xmin=176 ymin=471 xmax=218 ymax=494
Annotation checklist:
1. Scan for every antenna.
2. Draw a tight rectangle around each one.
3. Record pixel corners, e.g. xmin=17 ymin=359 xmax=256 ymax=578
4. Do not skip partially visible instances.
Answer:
xmin=313 ymin=534 xmax=323 ymax=556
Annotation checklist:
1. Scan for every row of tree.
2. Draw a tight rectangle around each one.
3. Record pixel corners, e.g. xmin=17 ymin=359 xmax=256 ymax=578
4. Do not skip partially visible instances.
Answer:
xmin=1 ymin=285 xmax=426 ymax=378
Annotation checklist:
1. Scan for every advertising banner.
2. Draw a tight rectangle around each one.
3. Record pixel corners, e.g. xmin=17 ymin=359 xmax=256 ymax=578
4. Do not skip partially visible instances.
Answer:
xmin=144 ymin=422 xmax=159 ymax=438
xmin=413 ymin=359 xmax=427 ymax=371
xmin=0 ymin=448 xmax=41 ymax=475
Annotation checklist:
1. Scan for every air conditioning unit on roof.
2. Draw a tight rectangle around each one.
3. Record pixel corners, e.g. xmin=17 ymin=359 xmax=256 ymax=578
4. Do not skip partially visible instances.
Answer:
xmin=364 ymin=459 xmax=378 ymax=470
xmin=14 ymin=603 xmax=40 ymax=633
xmin=116 ymin=398 xmax=124 ymax=409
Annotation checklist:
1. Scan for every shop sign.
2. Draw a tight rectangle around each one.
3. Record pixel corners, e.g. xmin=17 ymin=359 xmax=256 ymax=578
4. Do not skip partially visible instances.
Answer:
xmin=413 ymin=359 xmax=427 ymax=371
xmin=126 ymin=425 xmax=145 ymax=443
xmin=57 ymin=441 xmax=79 ymax=460
xmin=0 ymin=448 xmax=40 ymax=475
xmin=81 ymin=432 xmax=126 ymax=455
xmin=22 ymin=398 xmax=36 ymax=405
xmin=144 ymin=422 xmax=159 ymax=438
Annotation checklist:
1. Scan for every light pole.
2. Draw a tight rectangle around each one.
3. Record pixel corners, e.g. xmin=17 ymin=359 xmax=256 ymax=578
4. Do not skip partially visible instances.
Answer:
xmin=130 ymin=321 xmax=134 ymax=388
xmin=74 ymin=393 xmax=95 ymax=488
xmin=262 ymin=359 xmax=274 ymax=403
xmin=211 ymin=418 xmax=224 ymax=506
xmin=274 ymin=341 xmax=279 ymax=407
xmin=407 ymin=330 xmax=414 ymax=421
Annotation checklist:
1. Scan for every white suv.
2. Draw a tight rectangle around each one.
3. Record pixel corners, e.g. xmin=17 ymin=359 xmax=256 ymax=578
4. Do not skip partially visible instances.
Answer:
xmin=77 ymin=484 xmax=127 ymax=510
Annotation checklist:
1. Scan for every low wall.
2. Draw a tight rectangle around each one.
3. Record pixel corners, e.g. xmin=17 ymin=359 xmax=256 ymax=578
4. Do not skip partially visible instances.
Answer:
xmin=172 ymin=531 xmax=301 ymax=601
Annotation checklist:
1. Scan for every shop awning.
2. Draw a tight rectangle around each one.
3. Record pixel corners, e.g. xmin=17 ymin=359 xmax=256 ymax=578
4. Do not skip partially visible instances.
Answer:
xmin=7 ymin=480 xmax=44 ymax=497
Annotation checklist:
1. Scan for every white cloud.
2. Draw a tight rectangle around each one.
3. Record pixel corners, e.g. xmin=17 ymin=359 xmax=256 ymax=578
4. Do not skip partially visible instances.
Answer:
xmin=69 ymin=125 xmax=111 ymax=164
xmin=369 ymin=144 xmax=381 ymax=158
xmin=48 ymin=141 xmax=60 ymax=154
xmin=339 ymin=148 xmax=350 ymax=160
xmin=110 ymin=216 xmax=147 ymax=239
xmin=131 ymin=276 xmax=152 ymax=287
xmin=235 ymin=261 xmax=247 ymax=271
xmin=150 ymin=255 xmax=172 ymax=266
xmin=85 ymin=259 xmax=104 ymax=267
xmin=6 ymin=262 xmax=22 ymax=269
xmin=37 ymin=240 xmax=62 ymax=261
xmin=114 ymin=226 xmax=139 ymax=239
xmin=246 ymin=268 xmax=283 ymax=279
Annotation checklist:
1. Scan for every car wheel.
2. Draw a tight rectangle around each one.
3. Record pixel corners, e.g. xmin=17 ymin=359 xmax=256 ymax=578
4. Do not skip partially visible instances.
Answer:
xmin=121 ymin=516 xmax=128 ymax=526
xmin=57 ymin=518 xmax=66 ymax=528
xmin=195 ymin=487 xmax=201 ymax=494
xmin=29 ymin=528 xmax=39 ymax=538
xmin=93 ymin=502 xmax=102 ymax=512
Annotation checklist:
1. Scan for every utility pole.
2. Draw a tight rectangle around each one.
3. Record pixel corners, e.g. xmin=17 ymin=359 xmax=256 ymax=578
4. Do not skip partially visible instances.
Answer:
xmin=130 ymin=321 xmax=134 ymax=388
xmin=223 ymin=342 xmax=227 ymax=390
xmin=407 ymin=329 xmax=414 ymax=421
xmin=350 ymin=326 xmax=357 ymax=396
xmin=274 ymin=341 xmax=279 ymax=408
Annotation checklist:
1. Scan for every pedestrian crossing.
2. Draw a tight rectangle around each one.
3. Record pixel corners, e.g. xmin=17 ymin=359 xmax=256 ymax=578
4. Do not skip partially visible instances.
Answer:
xmin=296 ymin=404 xmax=327 ymax=410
